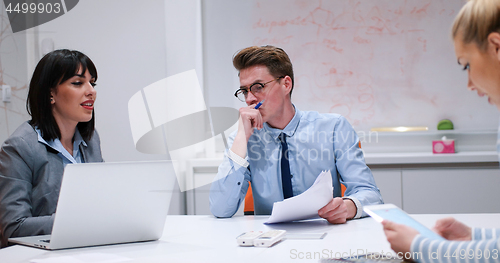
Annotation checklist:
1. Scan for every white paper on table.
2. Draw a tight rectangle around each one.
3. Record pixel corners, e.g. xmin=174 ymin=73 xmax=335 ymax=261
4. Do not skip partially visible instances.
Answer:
xmin=265 ymin=170 xmax=334 ymax=224
xmin=30 ymin=253 xmax=132 ymax=263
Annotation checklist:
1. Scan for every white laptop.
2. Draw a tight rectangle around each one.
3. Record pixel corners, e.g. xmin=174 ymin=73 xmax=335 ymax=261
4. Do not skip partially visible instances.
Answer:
xmin=8 ymin=160 xmax=176 ymax=250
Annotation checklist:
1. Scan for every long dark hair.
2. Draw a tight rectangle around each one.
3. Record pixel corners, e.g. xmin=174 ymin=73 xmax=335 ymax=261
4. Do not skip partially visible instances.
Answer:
xmin=27 ymin=49 xmax=98 ymax=141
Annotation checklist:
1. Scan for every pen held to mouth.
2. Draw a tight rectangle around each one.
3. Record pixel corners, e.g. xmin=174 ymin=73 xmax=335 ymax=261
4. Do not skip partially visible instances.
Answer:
xmin=254 ymin=99 xmax=265 ymax=109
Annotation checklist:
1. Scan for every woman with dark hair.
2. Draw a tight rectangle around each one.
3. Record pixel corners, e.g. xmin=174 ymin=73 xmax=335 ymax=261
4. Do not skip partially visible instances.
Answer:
xmin=0 ymin=49 xmax=103 ymax=248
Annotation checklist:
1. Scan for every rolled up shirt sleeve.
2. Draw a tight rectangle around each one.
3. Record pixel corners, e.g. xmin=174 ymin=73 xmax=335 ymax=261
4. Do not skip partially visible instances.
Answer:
xmin=209 ymin=132 xmax=251 ymax=218
xmin=333 ymin=116 xmax=384 ymax=218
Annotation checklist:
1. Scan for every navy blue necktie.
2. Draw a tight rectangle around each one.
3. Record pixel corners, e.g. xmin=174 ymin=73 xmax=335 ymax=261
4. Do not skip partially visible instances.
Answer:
xmin=279 ymin=133 xmax=293 ymax=199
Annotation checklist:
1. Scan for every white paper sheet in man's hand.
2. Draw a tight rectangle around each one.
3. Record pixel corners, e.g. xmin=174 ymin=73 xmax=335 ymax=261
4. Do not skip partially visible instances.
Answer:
xmin=265 ymin=170 xmax=334 ymax=224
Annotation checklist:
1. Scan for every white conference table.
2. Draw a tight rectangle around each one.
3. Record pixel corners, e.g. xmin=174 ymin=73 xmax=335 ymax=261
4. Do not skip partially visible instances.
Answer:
xmin=1 ymin=214 xmax=500 ymax=263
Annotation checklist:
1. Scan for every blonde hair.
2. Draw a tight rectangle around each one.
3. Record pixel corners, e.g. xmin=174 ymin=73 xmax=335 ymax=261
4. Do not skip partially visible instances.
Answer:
xmin=452 ymin=0 xmax=500 ymax=50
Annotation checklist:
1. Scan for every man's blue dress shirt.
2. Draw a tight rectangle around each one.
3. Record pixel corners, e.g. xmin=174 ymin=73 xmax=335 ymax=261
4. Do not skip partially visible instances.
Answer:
xmin=210 ymin=107 xmax=383 ymax=218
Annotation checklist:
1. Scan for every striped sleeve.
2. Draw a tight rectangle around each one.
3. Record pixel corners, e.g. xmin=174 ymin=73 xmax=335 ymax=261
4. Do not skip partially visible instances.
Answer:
xmin=410 ymin=233 xmax=500 ymax=263
xmin=473 ymin=228 xmax=500 ymax=241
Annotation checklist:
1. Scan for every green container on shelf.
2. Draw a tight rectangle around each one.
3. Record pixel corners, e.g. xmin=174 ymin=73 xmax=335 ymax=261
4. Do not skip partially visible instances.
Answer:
xmin=437 ymin=119 xmax=454 ymax=130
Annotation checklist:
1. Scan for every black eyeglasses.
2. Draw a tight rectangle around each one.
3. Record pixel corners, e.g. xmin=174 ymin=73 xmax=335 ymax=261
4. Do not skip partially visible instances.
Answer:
xmin=234 ymin=76 xmax=284 ymax=102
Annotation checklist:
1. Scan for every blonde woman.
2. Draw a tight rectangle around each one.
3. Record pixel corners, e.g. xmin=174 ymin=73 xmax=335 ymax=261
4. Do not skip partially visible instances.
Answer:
xmin=383 ymin=0 xmax=500 ymax=261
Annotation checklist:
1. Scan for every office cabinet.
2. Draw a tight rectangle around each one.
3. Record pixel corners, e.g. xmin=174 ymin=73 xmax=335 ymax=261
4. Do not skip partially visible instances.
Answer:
xmin=371 ymin=169 xmax=402 ymax=208
xmin=193 ymin=171 xmax=217 ymax=215
xmin=402 ymin=168 xmax=500 ymax=214
xmin=190 ymin=167 xmax=244 ymax=216
xmin=188 ymin=163 xmax=404 ymax=215
xmin=187 ymin=158 xmax=500 ymax=215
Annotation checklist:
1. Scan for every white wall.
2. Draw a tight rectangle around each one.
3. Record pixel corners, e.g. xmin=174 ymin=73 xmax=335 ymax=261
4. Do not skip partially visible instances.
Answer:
xmin=35 ymin=0 xmax=202 ymax=215
xmin=202 ymin=0 xmax=500 ymax=132
xmin=3 ymin=0 xmax=499 ymax=216
xmin=0 ymin=6 xmax=31 ymax=145
xmin=36 ymin=0 xmax=169 ymax=162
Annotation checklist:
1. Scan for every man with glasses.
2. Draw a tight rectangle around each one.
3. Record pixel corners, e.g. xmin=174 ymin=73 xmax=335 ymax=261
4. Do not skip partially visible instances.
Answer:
xmin=210 ymin=45 xmax=383 ymax=223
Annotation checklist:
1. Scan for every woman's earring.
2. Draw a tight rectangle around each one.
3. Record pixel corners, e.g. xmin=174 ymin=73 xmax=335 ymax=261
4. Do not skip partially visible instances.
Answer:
xmin=50 ymin=98 xmax=54 ymax=103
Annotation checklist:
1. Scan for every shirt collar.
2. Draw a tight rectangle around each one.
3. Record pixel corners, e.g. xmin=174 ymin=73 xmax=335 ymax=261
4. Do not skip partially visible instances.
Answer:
xmin=35 ymin=127 xmax=87 ymax=152
xmin=263 ymin=105 xmax=302 ymax=141
xmin=73 ymin=129 xmax=87 ymax=147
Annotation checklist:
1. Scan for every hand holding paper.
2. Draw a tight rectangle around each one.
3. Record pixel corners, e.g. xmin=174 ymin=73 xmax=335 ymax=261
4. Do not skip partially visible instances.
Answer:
xmin=265 ymin=170 xmax=333 ymax=224
xmin=318 ymin=197 xmax=354 ymax=224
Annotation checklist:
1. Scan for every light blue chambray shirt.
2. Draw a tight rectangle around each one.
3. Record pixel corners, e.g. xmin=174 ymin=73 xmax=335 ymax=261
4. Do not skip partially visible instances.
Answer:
xmin=210 ymin=107 xmax=383 ymax=218
xmin=35 ymin=128 xmax=86 ymax=166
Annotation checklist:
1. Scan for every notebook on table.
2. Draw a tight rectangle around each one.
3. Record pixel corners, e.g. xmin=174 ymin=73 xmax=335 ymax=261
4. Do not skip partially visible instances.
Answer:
xmin=8 ymin=160 xmax=176 ymax=250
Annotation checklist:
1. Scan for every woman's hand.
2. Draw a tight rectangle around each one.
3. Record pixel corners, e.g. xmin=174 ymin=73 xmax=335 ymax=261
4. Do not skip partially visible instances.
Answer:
xmin=432 ymin=217 xmax=472 ymax=241
xmin=382 ymin=220 xmax=419 ymax=255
